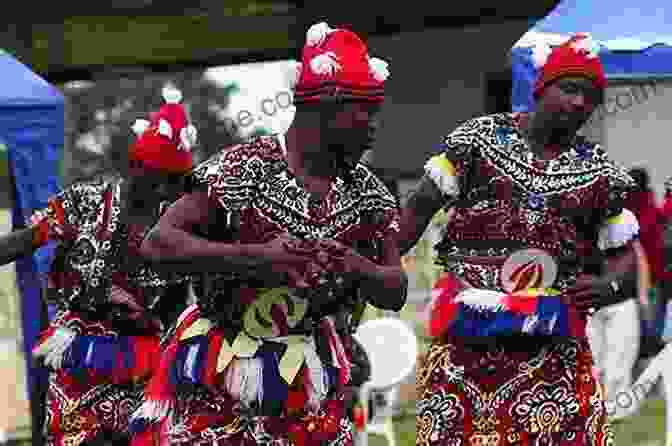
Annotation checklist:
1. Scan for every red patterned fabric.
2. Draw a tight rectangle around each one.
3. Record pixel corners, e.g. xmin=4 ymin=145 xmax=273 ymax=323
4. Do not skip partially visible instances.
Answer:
xmin=417 ymin=338 xmax=612 ymax=446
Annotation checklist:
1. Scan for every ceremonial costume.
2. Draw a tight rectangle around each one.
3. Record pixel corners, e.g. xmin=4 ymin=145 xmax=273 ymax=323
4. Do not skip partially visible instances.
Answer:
xmin=130 ymin=22 xmax=398 ymax=446
xmin=31 ymin=88 xmax=195 ymax=446
xmin=416 ymin=35 xmax=638 ymax=446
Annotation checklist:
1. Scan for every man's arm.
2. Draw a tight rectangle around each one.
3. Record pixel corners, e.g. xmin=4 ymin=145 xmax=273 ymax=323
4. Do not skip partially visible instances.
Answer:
xmin=141 ymin=190 xmax=313 ymax=278
xmin=353 ymin=234 xmax=408 ymax=312
xmin=141 ymin=190 xmax=262 ymax=273
xmin=398 ymin=174 xmax=446 ymax=256
xmin=0 ymin=226 xmax=39 ymax=266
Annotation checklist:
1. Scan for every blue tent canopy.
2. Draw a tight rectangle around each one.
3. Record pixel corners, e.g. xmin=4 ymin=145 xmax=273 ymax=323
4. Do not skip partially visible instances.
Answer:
xmin=511 ymin=38 xmax=672 ymax=111
xmin=0 ymin=50 xmax=63 ymax=402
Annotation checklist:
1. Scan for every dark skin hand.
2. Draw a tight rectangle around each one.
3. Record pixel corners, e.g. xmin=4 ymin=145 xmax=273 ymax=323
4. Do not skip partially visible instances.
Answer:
xmin=398 ymin=174 xmax=446 ymax=256
xmin=562 ymin=242 xmax=637 ymax=314
xmin=308 ymin=237 xmax=407 ymax=312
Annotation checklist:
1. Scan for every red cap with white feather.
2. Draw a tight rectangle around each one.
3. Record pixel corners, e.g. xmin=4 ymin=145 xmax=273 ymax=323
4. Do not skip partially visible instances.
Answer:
xmin=290 ymin=22 xmax=390 ymax=103
xmin=129 ymin=85 xmax=197 ymax=174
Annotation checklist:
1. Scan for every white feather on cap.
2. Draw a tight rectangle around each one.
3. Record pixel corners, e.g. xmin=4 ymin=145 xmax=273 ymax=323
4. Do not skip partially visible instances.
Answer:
xmin=162 ymin=85 xmax=183 ymax=104
xmin=368 ymin=57 xmax=390 ymax=81
xmin=157 ymin=118 xmax=173 ymax=139
xmin=131 ymin=119 xmax=151 ymax=136
xmin=179 ymin=125 xmax=198 ymax=151
xmin=309 ymin=52 xmax=342 ymax=76
xmin=531 ymin=43 xmax=553 ymax=68
xmin=306 ymin=22 xmax=334 ymax=47
xmin=570 ymin=34 xmax=601 ymax=59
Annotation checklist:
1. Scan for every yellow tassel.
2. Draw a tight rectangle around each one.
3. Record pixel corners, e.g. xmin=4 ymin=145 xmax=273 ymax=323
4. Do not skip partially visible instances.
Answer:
xmin=180 ymin=318 xmax=213 ymax=341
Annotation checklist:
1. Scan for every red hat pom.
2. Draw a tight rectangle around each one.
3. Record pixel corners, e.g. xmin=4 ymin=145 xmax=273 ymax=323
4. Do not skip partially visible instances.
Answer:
xmin=130 ymin=85 xmax=197 ymax=174
xmin=293 ymin=22 xmax=390 ymax=103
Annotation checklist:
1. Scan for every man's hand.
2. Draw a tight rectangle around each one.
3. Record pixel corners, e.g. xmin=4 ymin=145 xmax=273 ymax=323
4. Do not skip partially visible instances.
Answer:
xmin=563 ymin=274 xmax=615 ymax=314
xmin=254 ymin=234 xmax=331 ymax=288
xmin=109 ymin=285 xmax=162 ymax=331
xmin=311 ymin=239 xmax=372 ymax=277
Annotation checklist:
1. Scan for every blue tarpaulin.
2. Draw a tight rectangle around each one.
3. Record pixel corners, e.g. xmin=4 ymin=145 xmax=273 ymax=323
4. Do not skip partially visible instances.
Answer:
xmin=0 ymin=50 xmax=63 ymax=402
xmin=511 ymin=37 xmax=672 ymax=111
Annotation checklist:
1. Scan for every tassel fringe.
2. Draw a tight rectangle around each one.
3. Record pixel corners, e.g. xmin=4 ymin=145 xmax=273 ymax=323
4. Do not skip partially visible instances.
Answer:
xmin=424 ymin=160 xmax=460 ymax=198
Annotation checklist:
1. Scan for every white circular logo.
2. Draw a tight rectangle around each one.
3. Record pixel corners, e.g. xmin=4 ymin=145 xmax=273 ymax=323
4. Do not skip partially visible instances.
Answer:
xmin=501 ymin=248 xmax=558 ymax=294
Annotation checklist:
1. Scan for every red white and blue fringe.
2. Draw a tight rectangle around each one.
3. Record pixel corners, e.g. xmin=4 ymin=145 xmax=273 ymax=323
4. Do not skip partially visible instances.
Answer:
xmin=32 ymin=326 xmax=160 ymax=383
xmin=426 ymin=273 xmax=585 ymax=339
xmin=129 ymin=306 xmax=349 ymax=439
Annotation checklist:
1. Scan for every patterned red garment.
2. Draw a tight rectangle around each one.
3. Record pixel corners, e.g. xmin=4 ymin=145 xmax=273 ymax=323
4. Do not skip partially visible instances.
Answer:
xmin=133 ymin=135 xmax=400 ymax=446
xmin=417 ymin=337 xmax=612 ymax=446
xmin=30 ymin=176 xmax=189 ymax=446
xmin=417 ymin=113 xmax=636 ymax=446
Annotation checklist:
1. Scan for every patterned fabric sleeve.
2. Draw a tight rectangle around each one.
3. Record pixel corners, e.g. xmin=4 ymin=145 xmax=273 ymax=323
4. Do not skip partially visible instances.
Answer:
xmin=185 ymin=150 xmax=223 ymax=193
xmin=596 ymin=166 xmax=640 ymax=251
xmin=28 ymin=187 xmax=82 ymax=246
xmin=185 ymin=141 xmax=267 ymax=213
xmin=424 ymin=117 xmax=481 ymax=201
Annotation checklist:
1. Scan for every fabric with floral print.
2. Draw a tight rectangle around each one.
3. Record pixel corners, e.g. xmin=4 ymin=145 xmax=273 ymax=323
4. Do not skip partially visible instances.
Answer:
xmin=417 ymin=338 xmax=612 ymax=446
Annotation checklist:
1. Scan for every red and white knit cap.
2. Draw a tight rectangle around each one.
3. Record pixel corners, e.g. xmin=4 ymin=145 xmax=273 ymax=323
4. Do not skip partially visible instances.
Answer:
xmin=533 ymin=33 xmax=607 ymax=98
xmin=129 ymin=85 xmax=197 ymax=174
xmin=289 ymin=22 xmax=390 ymax=104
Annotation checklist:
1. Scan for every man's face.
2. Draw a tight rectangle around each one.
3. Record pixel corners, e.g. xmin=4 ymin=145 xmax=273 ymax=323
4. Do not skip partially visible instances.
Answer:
xmin=322 ymin=101 xmax=381 ymax=158
xmin=536 ymin=76 xmax=603 ymax=136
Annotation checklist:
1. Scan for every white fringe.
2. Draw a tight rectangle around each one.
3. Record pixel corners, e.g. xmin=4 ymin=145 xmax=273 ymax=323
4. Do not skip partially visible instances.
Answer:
xmin=454 ymin=288 xmax=509 ymax=311
xmin=238 ymin=357 xmax=263 ymax=410
xmin=303 ymin=337 xmax=329 ymax=411
xmin=130 ymin=400 xmax=173 ymax=426
xmin=32 ymin=327 xmax=76 ymax=370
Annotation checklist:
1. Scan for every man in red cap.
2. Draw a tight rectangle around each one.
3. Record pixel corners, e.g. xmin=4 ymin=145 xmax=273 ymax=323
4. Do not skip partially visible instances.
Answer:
xmin=403 ymin=34 xmax=639 ymax=445
xmin=0 ymin=86 xmax=195 ymax=445
xmin=131 ymin=21 xmax=406 ymax=446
